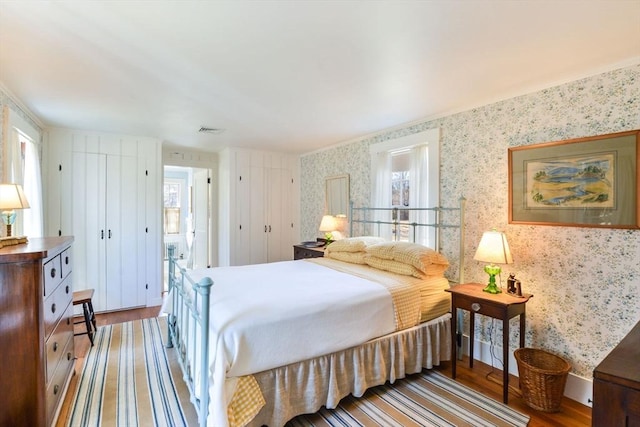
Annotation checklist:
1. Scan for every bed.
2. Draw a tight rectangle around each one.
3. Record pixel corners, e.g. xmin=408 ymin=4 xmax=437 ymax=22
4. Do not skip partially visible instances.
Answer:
xmin=164 ymin=199 xmax=466 ymax=427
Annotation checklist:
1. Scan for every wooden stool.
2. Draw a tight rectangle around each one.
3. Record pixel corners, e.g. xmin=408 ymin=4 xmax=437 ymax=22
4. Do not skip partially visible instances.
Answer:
xmin=73 ymin=289 xmax=97 ymax=346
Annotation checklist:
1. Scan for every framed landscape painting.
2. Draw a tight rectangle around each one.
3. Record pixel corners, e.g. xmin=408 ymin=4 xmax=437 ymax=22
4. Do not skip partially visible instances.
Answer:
xmin=509 ymin=130 xmax=639 ymax=229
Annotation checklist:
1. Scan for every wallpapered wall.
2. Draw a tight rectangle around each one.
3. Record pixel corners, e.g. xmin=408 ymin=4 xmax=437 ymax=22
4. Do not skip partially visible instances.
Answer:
xmin=300 ymin=64 xmax=640 ymax=379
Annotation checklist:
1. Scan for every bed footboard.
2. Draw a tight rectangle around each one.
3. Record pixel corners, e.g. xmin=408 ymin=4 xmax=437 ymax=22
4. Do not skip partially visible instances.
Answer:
xmin=165 ymin=246 xmax=213 ymax=427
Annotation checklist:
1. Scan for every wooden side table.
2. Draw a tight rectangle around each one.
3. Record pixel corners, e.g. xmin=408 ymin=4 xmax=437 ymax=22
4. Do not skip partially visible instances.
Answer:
xmin=446 ymin=283 xmax=533 ymax=403
xmin=293 ymin=244 xmax=325 ymax=260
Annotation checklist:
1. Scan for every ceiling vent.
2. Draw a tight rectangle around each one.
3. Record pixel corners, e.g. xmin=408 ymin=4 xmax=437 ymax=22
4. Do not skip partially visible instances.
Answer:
xmin=198 ymin=127 xmax=225 ymax=134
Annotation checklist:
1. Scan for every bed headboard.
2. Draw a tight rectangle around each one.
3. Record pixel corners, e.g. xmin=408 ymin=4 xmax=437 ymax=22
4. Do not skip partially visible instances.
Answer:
xmin=349 ymin=196 xmax=466 ymax=284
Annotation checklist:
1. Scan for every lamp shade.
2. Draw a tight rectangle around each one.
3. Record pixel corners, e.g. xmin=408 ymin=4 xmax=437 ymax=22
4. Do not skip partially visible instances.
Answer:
xmin=473 ymin=230 xmax=513 ymax=264
xmin=334 ymin=214 xmax=347 ymax=231
xmin=0 ymin=184 xmax=30 ymax=210
xmin=319 ymin=215 xmax=337 ymax=232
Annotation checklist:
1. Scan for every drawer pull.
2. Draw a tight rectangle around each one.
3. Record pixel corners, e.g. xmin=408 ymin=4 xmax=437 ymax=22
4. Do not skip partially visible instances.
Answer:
xmin=53 ymin=342 xmax=58 ymax=352
xmin=51 ymin=303 xmax=56 ymax=314
xmin=67 ymin=352 xmax=72 ymax=361
xmin=66 ymin=285 xmax=70 ymax=294
xmin=53 ymin=384 xmax=59 ymax=395
xmin=50 ymin=268 xmax=57 ymax=278
xmin=471 ymin=303 xmax=481 ymax=312
xmin=65 ymin=256 xmax=69 ymax=265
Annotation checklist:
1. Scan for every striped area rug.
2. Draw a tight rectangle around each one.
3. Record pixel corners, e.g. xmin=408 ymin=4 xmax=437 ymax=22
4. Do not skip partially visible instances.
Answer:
xmin=68 ymin=318 xmax=529 ymax=427
xmin=67 ymin=318 xmax=190 ymax=427
xmin=288 ymin=370 xmax=530 ymax=427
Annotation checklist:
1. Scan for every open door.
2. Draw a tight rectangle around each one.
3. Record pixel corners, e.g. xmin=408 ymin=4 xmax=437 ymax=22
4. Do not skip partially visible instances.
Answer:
xmin=191 ymin=168 xmax=210 ymax=268
xmin=163 ymin=165 xmax=212 ymax=292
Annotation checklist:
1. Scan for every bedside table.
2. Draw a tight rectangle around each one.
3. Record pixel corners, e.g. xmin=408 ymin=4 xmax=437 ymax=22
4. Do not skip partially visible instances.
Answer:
xmin=446 ymin=283 xmax=533 ymax=404
xmin=293 ymin=244 xmax=325 ymax=260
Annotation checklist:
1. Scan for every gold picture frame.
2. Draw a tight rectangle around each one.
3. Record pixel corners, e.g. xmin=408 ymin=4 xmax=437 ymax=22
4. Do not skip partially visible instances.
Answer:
xmin=508 ymin=130 xmax=639 ymax=229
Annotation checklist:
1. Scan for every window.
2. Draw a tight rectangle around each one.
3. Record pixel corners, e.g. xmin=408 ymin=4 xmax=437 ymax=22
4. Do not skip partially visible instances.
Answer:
xmin=370 ymin=129 xmax=440 ymax=246
xmin=391 ymin=150 xmax=411 ymax=240
xmin=3 ymin=107 xmax=42 ymax=237
xmin=163 ymin=182 xmax=181 ymax=234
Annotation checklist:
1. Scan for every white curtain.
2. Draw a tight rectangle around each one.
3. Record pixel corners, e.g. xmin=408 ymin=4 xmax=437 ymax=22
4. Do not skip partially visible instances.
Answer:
xmin=5 ymin=106 xmax=43 ymax=237
xmin=371 ymin=150 xmax=392 ymax=239
xmin=22 ymin=138 xmax=44 ymax=237
xmin=409 ymin=144 xmax=433 ymax=247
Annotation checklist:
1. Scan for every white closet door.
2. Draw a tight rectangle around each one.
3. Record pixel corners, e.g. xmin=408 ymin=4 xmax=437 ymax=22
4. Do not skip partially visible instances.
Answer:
xmin=72 ymin=152 xmax=107 ymax=310
xmin=120 ymin=154 xmax=143 ymax=307
xmin=45 ymin=143 xmax=73 ymax=237
xmin=105 ymin=154 xmax=141 ymax=310
xmin=266 ymin=166 xmax=284 ymax=262
xmin=192 ymin=168 xmax=210 ymax=269
xmin=141 ymin=141 xmax=161 ymax=308
xmin=249 ymin=161 xmax=268 ymax=265
xmin=276 ymin=164 xmax=294 ymax=261
xmin=234 ymin=151 xmax=252 ymax=266
xmin=225 ymin=149 xmax=296 ymax=266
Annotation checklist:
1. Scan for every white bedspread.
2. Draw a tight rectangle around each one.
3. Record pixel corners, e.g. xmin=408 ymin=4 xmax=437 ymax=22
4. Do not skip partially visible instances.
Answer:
xmin=185 ymin=259 xmax=397 ymax=427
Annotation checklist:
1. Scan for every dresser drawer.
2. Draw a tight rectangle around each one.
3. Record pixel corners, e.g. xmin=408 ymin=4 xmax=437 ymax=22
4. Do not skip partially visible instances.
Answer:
xmin=44 ymin=275 xmax=73 ymax=338
xmin=46 ymin=302 xmax=74 ymax=384
xmin=60 ymin=247 xmax=72 ymax=280
xmin=451 ymin=293 xmax=505 ymax=319
xmin=45 ymin=332 xmax=74 ymax=427
xmin=43 ymin=254 xmax=63 ymax=297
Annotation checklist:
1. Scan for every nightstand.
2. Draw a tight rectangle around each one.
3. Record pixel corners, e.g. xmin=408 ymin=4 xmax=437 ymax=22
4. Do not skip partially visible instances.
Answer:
xmin=446 ymin=283 xmax=533 ymax=404
xmin=293 ymin=244 xmax=326 ymax=260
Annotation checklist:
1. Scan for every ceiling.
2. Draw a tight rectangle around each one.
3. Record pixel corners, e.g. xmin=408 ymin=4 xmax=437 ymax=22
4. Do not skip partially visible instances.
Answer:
xmin=1 ymin=1 xmax=639 ymax=154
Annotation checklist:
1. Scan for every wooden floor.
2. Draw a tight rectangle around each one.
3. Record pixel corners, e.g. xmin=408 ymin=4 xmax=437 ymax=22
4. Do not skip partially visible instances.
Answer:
xmin=433 ymin=361 xmax=592 ymax=427
xmin=57 ymin=307 xmax=592 ymax=427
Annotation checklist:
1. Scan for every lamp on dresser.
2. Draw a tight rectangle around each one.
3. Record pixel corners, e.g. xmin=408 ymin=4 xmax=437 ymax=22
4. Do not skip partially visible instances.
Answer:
xmin=0 ymin=183 xmax=30 ymax=237
xmin=473 ymin=229 xmax=513 ymax=294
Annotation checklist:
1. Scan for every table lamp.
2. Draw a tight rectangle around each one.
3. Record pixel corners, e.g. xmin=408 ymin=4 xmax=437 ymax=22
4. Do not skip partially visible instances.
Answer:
xmin=333 ymin=214 xmax=347 ymax=240
xmin=0 ymin=183 xmax=30 ymax=237
xmin=319 ymin=215 xmax=337 ymax=244
xmin=473 ymin=229 xmax=513 ymax=294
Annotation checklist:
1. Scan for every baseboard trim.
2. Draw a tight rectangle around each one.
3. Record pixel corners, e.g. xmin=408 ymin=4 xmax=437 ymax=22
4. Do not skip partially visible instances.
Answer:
xmin=462 ymin=334 xmax=593 ymax=407
xmin=148 ymin=296 xmax=164 ymax=308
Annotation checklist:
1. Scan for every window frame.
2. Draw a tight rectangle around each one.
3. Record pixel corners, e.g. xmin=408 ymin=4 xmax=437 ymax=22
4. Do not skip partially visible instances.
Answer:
xmin=369 ymin=128 xmax=441 ymax=245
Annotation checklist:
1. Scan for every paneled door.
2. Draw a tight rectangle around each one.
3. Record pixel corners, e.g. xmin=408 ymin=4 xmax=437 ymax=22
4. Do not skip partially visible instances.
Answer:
xmin=192 ymin=168 xmax=210 ymax=269
xmin=72 ymin=152 xmax=142 ymax=312
xmin=72 ymin=152 xmax=107 ymax=309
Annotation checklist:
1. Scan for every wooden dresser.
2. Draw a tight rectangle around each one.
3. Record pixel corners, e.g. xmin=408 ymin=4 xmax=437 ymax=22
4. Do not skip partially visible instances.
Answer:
xmin=592 ymin=319 xmax=640 ymax=426
xmin=0 ymin=237 xmax=75 ymax=426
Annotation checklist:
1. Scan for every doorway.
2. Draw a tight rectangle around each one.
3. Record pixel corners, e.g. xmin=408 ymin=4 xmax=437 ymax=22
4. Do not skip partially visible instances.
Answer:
xmin=163 ymin=165 xmax=212 ymax=292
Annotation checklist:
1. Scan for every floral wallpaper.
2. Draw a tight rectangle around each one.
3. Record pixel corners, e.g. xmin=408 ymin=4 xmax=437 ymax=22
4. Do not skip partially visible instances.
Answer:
xmin=300 ymin=64 xmax=640 ymax=379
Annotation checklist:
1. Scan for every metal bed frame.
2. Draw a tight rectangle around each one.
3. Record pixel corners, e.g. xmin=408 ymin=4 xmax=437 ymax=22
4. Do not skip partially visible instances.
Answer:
xmin=350 ymin=197 xmax=467 ymax=359
xmin=165 ymin=247 xmax=212 ymax=427
xmin=165 ymin=196 xmax=467 ymax=426
xmin=350 ymin=196 xmax=466 ymax=283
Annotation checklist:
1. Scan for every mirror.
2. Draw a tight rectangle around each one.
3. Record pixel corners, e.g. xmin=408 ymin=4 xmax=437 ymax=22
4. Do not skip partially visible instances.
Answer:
xmin=325 ymin=174 xmax=350 ymax=217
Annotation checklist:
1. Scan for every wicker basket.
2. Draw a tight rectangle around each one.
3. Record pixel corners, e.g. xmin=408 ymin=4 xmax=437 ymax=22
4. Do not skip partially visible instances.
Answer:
xmin=514 ymin=348 xmax=571 ymax=413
